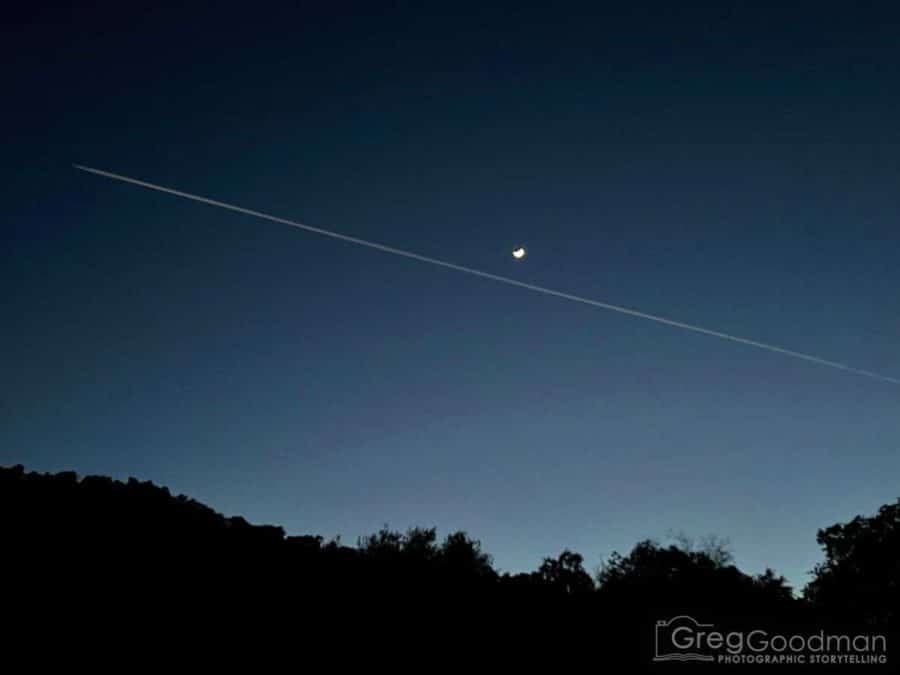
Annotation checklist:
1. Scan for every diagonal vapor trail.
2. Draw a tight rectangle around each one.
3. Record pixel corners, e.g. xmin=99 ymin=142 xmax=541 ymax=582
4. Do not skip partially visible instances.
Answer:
xmin=73 ymin=164 xmax=900 ymax=385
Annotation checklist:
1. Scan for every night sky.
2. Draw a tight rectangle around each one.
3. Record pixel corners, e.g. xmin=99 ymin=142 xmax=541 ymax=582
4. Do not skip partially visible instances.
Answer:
xmin=4 ymin=2 xmax=899 ymax=589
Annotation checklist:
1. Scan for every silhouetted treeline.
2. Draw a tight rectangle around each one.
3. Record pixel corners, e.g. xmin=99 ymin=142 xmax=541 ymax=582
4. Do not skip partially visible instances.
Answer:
xmin=3 ymin=464 xmax=897 ymax=666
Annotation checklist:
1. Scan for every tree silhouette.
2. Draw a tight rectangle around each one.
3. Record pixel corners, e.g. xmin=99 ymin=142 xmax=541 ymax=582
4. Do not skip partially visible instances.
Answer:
xmin=439 ymin=530 xmax=495 ymax=579
xmin=3 ymin=461 xmax=898 ymax=648
xmin=596 ymin=539 xmax=795 ymax=616
xmin=537 ymin=549 xmax=594 ymax=595
xmin=805 ymin=498 xmax=900 ymax=626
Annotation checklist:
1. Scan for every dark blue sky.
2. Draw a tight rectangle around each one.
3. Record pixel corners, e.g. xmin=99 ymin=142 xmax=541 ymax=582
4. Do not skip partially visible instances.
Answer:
xmin=4 ymin=2 xmax=899 ymax=588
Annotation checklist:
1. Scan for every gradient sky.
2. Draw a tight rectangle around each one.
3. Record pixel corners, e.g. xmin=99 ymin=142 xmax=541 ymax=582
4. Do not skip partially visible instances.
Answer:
xmin=4 ymin=2 xmax=899 ymax=590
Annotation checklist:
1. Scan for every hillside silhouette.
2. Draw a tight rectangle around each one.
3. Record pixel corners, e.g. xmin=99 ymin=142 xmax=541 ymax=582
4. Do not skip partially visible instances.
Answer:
xmin=3 ymin=463 xmax=897 ymax=667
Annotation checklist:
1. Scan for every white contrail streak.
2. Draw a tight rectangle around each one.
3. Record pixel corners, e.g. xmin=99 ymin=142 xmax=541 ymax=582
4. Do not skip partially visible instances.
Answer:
xmin=73 ymin=164 xmax=900 ymax=385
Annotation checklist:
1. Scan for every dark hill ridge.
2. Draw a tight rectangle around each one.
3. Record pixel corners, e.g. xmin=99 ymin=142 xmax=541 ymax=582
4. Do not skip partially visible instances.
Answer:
xmin=1 ymin=463 xmax=501 ymax=602
xmin=2 ymin=463 xmax=287 ymax=549
xmin=2 ymin=463 xmax=897 ymax=667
